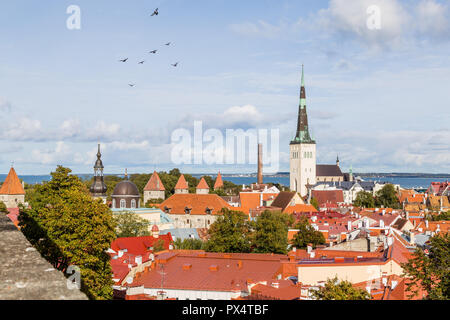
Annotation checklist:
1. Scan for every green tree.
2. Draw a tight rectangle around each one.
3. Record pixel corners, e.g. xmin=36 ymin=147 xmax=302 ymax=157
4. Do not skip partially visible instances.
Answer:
xmin=374 ymin=184 xmax=400 ymax=209
xmin=252 ymin=210 xmax=293 ymax=254
xmin=19 ymin=166 xmax=117 ymax=300
xmin=113 ymin=211 xmax=150 ymax=238
xmin=291 ymin=216 xmax=325 ymax=249
xmin=0 ymin=201 xmax=7 ymax=214
xmin=310 ymin=197 xmax=319 ymax=210
xmin=173 ymin=238 xmax=205 ymax=250
xmin=427 ymin=211 xmax=450 ymax=221
xmin=353 ymin=191 xmax=375 ymax=208
xmin=205 ymin=208 xmax=252 ymax=253
xmin=153 ymin=238 xmax=167 ymax=253
xmin=311 ymin=277 xmax=371 ymax=300
xmin=401 ymin=233 xmax=450 ymax=300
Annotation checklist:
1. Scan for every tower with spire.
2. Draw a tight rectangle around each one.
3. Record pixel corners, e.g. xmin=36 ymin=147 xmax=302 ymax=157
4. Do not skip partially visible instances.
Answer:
xmin=89 ymin=144 xmax=107 ymax=203
xmin=289 ymin=65 xmax=317 ymax=197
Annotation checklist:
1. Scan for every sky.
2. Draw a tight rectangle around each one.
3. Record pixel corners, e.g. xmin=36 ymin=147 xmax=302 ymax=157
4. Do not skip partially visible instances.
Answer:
xmin=0 ymin=0 xmax=449 ymax=175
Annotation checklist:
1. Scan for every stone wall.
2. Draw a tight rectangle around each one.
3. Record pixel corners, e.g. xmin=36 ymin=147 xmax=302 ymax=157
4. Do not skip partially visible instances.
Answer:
xmin=0 ymin=214 xmax=87 ymax=300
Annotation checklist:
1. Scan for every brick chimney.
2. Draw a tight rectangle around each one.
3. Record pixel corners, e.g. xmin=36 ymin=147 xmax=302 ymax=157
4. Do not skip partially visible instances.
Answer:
xmin=257 ymin=143 xmax=263 ymax=185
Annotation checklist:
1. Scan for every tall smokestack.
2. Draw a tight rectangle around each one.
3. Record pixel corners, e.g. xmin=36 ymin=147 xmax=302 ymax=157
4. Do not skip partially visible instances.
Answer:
xmin=257 ymin=143 xmax=263 ymax=185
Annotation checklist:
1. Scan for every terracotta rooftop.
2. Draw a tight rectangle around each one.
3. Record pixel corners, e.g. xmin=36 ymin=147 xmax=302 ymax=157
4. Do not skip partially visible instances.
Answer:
xmin=196 ymin=177 xmax=209 ymax=190
xmin=143 ymin=171 xmax=165 ymax=191
xmin=214 ymin=172 xmax=224 ymax=190
xmin=311 ymin=190 xmax=344 ymax=207
xmin=0 ymin=167 xmax=25 ymax=195
xmin=174 ymin=174 xmax=188 ymax=190
xmin=130 ymin=251 xmax=287 ymax=292
xmin=160 ymin=193 xmax=232 ymax=215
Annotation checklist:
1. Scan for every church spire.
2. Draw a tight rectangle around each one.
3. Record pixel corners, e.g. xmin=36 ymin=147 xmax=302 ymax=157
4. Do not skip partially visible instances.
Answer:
xmin=291 ymin=65 xmax=315 ymax=145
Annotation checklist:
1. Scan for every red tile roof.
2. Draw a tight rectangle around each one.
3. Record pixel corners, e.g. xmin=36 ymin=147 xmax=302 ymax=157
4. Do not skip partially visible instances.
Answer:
xmin=160 ymin=193 xmax=232 ymax=215
xmin=0 ymin=167 xmax=25 ymax=195
xmin=174 ymin=174 xmax=188 ymax=190
xmin=130 ymin=251 xmax=287 ymax=292
xmin=143 ymin=171 xmax=165 ymax=191
xmin=311 ymin=190 xmax=344 ymax=207
xmin=111 ymin=234 xmax=173 ymax=256
xmin=196 ymin=177 xmax=209 ymax=190
xmin=214 ymin=172 xmax=224 ymax=190
xmin=284 ymin=204 xmax=317 ymax=214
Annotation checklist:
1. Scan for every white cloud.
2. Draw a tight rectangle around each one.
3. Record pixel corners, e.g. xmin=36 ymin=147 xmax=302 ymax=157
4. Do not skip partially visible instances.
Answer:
xmin=416 ymin=0 xmax=450 ymax=39
xmin=30 ymin=141 xmax=84 ymax=165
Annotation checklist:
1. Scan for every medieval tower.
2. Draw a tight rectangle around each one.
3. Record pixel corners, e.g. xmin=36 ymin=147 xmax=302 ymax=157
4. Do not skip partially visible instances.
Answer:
xmin=289 ymin=66 xmax=316 ymax=197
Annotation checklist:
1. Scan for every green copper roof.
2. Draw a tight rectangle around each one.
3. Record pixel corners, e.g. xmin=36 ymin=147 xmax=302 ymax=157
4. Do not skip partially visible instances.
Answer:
xmin=291 ymin=65 xmax=315 ymax=145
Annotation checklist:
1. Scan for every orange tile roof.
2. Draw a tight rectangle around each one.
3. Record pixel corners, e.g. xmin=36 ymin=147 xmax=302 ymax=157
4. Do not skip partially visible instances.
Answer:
xmin=196 ymin=177 xmax=209 ymax=190
xmin=160 ymin=193 xmax=232 ymax=215
xmin=130 ymin=251 xmax=287 ymax=292
xmin=143 ymin=171 xmax=165 ymax=191
xmin=174 ymin=174 xmax=188 ymax=190
xmin=284 ymin=204 xmax=317 ymax=214
xmin=214 ymin=172 xmax=224 ymax=190
xmin=0 ymin=167 xmax=25 ymax=195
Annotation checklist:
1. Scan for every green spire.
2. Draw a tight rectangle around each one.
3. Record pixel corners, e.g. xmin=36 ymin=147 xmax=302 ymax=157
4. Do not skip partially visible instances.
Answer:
xmin=291 ymin=64 xmax=315 ymax=145
xmin=301 ymin=64 xmax=305 ymax=86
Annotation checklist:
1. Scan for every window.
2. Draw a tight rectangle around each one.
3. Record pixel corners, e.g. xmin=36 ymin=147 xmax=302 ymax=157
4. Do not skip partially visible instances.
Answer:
xmin=131 ymin=199 xmax=136 ymax=209
xmin=120 ymin=199 xmax=126 ymax=209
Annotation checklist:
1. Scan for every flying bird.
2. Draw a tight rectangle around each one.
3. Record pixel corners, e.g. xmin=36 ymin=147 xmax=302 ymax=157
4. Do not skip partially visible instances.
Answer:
xmin=165 ymin=42 xmax=171 ymax=46
xmin=138 ymin=60 xmax=145 ymax=64
xmin=149 ymin=50 xmax=158 ymax=54
xmin=128 ymin=84 xmax=135 ymax=87
xmin=119 ymin=58 xmax=128 ymax=62
xmin=171 ymin=62 xmax=179 ymax=67
xmin=151 ymin=8 xmax=159 ymax=16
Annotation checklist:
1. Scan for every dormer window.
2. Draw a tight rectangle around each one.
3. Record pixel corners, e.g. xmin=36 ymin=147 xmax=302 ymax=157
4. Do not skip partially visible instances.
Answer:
xmin=206 ymin=207 xmax=213 ymax=215
xmin=164 ymin=206 xmax=171 ymax=214
xmin=185 ymin=206 xmax=192 ymax=215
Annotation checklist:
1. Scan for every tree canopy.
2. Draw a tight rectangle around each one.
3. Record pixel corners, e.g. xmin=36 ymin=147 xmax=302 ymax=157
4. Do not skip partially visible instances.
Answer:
xmin=353 ymin=191 xmax=375 ymax=208
xmin=291 ymin=216 xmax=325 ymax=249
xmin=374 ymin=184 xmax=401 ymax=209
xmin=252 ymin=210 xmax=293 ymax=254
xmin=204 ymin=208 xmax=252 ymax=253
xmin=0 ymin=201 xmax=7 ymax=214
xmin=311 ymin=277 xmax=371 ymax=300
xmin=19 ymin=166 xmax=117 ymax=300
xmin=113 ymin=211 xmax=150 ymax=238
xmin=401 ymin=233 xmax=450 ymax=300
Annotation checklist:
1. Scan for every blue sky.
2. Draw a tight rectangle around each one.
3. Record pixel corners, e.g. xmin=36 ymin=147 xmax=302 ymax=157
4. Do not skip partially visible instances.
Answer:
xmin=0 ymin=0 xmax=449 ymax=175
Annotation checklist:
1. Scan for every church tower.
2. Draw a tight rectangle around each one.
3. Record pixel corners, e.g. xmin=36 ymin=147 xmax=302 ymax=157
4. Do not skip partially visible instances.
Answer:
xmin=90 ymin=144 xmax=107 ymax=203
xmin=289 ymin=66 xmax=316 ymax=197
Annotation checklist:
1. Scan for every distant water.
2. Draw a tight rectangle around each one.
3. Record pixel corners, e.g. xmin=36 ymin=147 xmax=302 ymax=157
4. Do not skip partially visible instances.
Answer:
xmin=2 ymin=174 xmax=448 ymax=190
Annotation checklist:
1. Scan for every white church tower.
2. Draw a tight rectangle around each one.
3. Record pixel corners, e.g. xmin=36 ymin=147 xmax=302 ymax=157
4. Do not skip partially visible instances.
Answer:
xmin=290 ymin=66 xmax=316 ymax=197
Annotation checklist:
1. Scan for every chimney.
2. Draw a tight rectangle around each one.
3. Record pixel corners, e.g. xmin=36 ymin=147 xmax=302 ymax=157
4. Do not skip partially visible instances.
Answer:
xmin=425 ymin=220 xmax=429 ymax=229
xmin=237 ymin=260 xmax=243 ymax=269
xmin=380 ymin=219 xmax=385 ymax=228
xmin=366 ymin=286 xmax=372 ymax=295
xmin=391 ymin=280 xmax=398 ymax=290
xmin=257 ymin=143 xmax=263 ymax=185
xmin=307 ymin=245 xmax=312 ymax=254
xmin=135 ymin=256 xmax=142 ymax=265
xmin=409 ymin=232 xmax=415 ymax=245
xmin=292 ymin=247 xmax=297 ymax=252
xmin=260 ymin=193 xmax=263 ymax=207
xmin=347 ymin=221 xmax=352 ymax=231
xmin=382 ymin=276 xmax=388 ymax=287
xmin=118 ymin=250 xmax=124 ymax=258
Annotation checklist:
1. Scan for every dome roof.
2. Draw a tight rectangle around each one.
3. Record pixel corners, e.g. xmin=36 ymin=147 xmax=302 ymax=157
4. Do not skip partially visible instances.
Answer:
xmin=90 ymin=177 xmax=107 ymax=195
xmin=112 ymin=180 xmax=140 ymax=197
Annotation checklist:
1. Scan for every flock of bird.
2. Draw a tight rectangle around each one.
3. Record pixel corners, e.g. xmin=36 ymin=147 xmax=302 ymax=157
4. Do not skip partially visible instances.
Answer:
xmin=118 ymin=8 xmax=179 ymax=87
